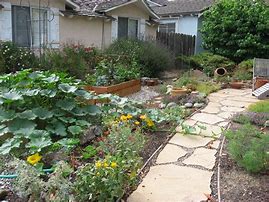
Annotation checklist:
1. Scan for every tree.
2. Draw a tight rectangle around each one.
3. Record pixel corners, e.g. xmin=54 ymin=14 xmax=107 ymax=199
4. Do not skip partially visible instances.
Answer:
xmin=201 ymin=0 xmax=269 ymax=62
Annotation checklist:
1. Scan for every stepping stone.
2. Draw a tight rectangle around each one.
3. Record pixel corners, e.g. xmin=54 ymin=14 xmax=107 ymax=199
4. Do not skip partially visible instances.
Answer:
xmin=169 ymin=133 xmax=213 ymax=148
xmin=218 ymin=111 xmax=235 ymax=119
xmin=175 ymin=119 xmax=197 ymax=132
xmin=210 ymin=140 xmax=221 ymax=149
xmin=218 ymin=121 xmax=230 ymax=127
xmin=207 ymin=102 xmax=222 ymax=107
xmin=191 ymin=113 xmax=224 ymax=124
xmin=128 ymin=165 xmax=212 ymax=202
xmin=183 ymin=148 xmax=217 ymax=170
xmin=208 ymin=96 xmax=224 ymax=102
xmin=209 ymin=92 xmax=231 ymax=98
xmin=221 ymin=106 xmax=245 ymax=112
xmin=192 ymin=123 xmax=223 ymax=137
xmin=201 ymin=106 xmax=220 ymax=114
xmin=228 ymin=96 xmax=257 ymax=103
xmin=220 ymin=100 xmax=252 ymax=108
xmin=156 ymin=144 xmax=187 ymax=164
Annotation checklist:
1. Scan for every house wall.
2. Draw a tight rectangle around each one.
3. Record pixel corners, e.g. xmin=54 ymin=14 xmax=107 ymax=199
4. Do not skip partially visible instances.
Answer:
xmin=178 ymin=16 xmax=198 ymax=36
xmin=159 ymin=16 xmax=198 ymax=36
xmin=145 ymin=24 xmax=157 ymax=39
xmin=60 ymin=16 xmax=112 ymax=48
xmin=0 ymin=0 xmax=63 ymax=47
xmin=107 ymin=2 xmax=156 ymax=41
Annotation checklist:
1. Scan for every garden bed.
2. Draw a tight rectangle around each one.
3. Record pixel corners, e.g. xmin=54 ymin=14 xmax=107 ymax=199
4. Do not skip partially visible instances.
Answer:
xmin=85 ymin=79 xmax=141 ymax=97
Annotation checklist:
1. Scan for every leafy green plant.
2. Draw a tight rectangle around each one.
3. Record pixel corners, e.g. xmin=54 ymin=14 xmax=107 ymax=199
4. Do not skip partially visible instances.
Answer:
xmin=225 ymin=124 xmax=269 ymax=173
xmin=82 ymin=145 xmax=97 ymax=160
xmin=248 ymin=100 xmax=269 ymax=113
xmin=0 ymin=69 xmax=101 ymax=156
xmin=201 ymin=0 xmax=269 ymax=62
xmin=75 ymin=126 xmax=144 ymax=201
xmin=85 ymin=58 xmax=140 ymax=86
xmin=174 ymin=71 xmax=198 ymax=88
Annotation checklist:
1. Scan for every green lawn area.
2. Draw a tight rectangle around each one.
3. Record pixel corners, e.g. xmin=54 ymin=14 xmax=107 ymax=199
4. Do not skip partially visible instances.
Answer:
xmin=248 ymin=100 xmax=269 ymax=113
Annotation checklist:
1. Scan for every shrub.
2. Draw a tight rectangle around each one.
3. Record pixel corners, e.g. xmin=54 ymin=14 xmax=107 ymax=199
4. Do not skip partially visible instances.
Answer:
xmin=106 ymin=39 xmax=173 ymax=77
xmin=248 ymin=100 xmax=269 ymax=113
xmin=0 ymin=69 xmax=101 ymax=156
xmin=75 ymin=126 xmax=145 ymax=201
xmin=232 ymin=112 xmax=269 ymax=126
xmin=232 ymin=59 xmax=253 ymax=80
xmin=189 ymin=52 xmax=235 ymax=76
xmin=225 ymin=124 xmax=269 ymax=173
xmin=201 ymin=0 xmax=269 ymax=62
xmin=40 ymin=44 xmax=98 ymax=79
xmin=0 ymin=41 xmax=39 ymax=73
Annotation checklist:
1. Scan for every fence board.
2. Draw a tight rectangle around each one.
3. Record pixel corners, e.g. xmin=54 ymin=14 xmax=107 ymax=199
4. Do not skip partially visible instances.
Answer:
xmin=156 ymin=32 xmax=196 ymax=57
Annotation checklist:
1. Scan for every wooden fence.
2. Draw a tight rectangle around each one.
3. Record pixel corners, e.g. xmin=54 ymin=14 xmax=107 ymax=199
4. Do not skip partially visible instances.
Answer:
xmin=156 ymin=32 xmax=196 ymax=56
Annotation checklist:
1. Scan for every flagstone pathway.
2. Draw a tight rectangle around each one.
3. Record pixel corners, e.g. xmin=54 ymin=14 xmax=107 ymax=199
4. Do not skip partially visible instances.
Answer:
xmin=128 ymin=88 xmax=258 ymax=202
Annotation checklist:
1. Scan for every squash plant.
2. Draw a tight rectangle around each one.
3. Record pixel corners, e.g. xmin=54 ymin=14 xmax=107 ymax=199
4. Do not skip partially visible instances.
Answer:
xmin=0 ymin=69 xmax=101 ymax=155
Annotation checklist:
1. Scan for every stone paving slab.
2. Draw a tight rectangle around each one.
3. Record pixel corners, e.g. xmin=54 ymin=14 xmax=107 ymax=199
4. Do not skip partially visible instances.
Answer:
xmin=201 ymin=106 xmax=221 ymax=114
xmin=183 ymin=148 xmax=217 ymax=170
xmin=156 ymin=144 xmax=187 ymax=164
xmin=191 ymin=113 xmax=225 ymax=124
xmin=169 ymin=133 xmax=213 ymax=148
xmin=192 ymin=123 xmax=223 ymax=137
xmin=218 ymin=111 xmax=235 ymax=119
xmin=128 ymin=165 xmax=212 ymax=202
xmin=220 ymin=100 xmax=252 ymax=108
xmin=221 ymin=106 xmax=245 ymax=112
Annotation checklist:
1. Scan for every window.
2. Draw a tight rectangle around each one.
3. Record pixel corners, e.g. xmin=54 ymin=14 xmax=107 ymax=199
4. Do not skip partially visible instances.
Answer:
xmin=118 ymin=17 xmax=138 ymax=39
xmin=159 ymin=23 xmax=176 ymax=33
xmin=12 ymin=6 xmax=48 ymax=47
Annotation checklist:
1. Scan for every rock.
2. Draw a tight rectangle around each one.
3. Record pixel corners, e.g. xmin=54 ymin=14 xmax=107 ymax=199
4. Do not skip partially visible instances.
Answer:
xmin=166 ymin=85 xmax=173 ymax=94
xmin=167 ymin=102 xmax=177 ymax=108
xmin=159 ymin=103 xmax=166 ymax=109
xmin=0 ymin=189 xmax=9 ymax=200
xmin=158 ymin=80 xmax=163 ymax=84
xmin=80 ymin=126 xmax=102 ymax=145
xmin=185 ymin=103 xmax=193 ymax=108
xmin=265 ymin=120 xmax=269 ymax=127
xmin=141 ymin=77 xmax=150 ymax=85
xmin=172 ymin=78 xmax=178 ymax=82
xmin=43 ymin=149 xmax=69 ymax=165
xmin=191 ymin=91 xmax=199 ymax=96
xmin=194 ymin=103 xmax=204 ymax=108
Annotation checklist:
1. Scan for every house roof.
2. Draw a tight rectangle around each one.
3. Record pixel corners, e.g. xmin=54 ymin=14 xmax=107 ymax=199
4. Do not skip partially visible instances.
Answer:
xmin=152 ymin=0 xmax=214 ymax=16
xmin=68 ymin=0 xmax=159 ymax=18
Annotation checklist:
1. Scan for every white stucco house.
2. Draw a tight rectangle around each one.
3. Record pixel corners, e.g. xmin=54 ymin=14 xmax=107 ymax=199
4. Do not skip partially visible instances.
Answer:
xmin=151 ymin=0 xmax=214 ymax=53
xmin=0 ymin=0 xmax=159 ymax=49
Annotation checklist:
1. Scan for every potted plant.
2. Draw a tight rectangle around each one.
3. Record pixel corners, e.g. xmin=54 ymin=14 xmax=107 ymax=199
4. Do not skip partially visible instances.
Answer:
xmin=229 ymin=76 xmax=244 ymax=89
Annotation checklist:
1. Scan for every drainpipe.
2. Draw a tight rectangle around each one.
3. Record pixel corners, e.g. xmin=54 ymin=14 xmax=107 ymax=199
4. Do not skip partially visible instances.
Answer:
xmin=101 ymin=17 xmax=105 ymax=50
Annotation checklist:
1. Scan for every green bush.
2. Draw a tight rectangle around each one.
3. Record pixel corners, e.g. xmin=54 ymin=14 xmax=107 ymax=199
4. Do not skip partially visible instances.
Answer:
xmin=40 ymin=44 xmax=98 ymax=79
xmin=232 ymin=59 xmax=253 ymax=80
xmin=196 ymin=82 xmax=221 ymax=95
xmin=225 ymin=124 xmax=269 ymax=173
xmin=0 ymin=41 xmax=39 ymax=73
xmin=189 ymin=52 xmax=235 ymax=76
xmin=75 ymin=126 xmax=145 ymax=201
xmin=248 ymin=100 xmax=269 ymax=113
xmin=0 ymin=69 xmax=101 ymax=156
xmin=106 ymin=39 xmax=173 ymax=77
xmin=201 ymin=0 xmax=269 ymax=62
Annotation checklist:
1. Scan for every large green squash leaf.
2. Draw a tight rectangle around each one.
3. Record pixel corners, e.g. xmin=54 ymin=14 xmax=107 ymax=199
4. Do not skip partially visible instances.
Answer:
xmin=0 ymin=138 xmax=22 ymax=155
xmin=58 ymin=83 xmax=77 ymax=93
xmin=1 ymin=91 xmax=23 ymax=101
xmin=8 ymin=118 xmax=37 ymax=136
xmin=68 ymin=125 xmax=82 ymax=135
xmin=33 ymin=107 xmax=53 ymax=120
xmin=18 ymin=110 xmax=37 ymax=120
xmin=56 ymin=99 xmax=76 ymax=111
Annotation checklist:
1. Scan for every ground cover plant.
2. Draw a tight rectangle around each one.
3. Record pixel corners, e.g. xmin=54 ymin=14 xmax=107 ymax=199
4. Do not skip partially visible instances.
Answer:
xmin=201 ymin=0 xmax=269 ymax=62
xmin=248 ymin=100 xmax=269 ymax=113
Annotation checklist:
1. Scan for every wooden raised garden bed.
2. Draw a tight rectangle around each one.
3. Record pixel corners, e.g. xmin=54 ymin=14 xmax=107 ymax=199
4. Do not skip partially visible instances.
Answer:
xmin=85 ymin=79 xmax=141 ymax=97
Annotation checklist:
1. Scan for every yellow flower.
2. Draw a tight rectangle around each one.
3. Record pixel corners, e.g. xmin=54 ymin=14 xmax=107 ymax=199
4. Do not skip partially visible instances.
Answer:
xmin=127 ymin=114 xmax=133 ymax=119
xmin=27 ymin=153 xmax=42 ymax=165
xmin=120 ymin=115 xmax=128 ymax=122
xmin=96 ymin=172 xmax=100 ymax=176
xmin=129 ymin=171 xmax=137 ymax=179
xmin=95 ymin=161 xmax=102 ymax=168
xmin=111 ymin=162 xmax=117 ymax=168
xmin=103 ymin=162 xmax=109 ymax=168
xmin=140 ymin=115 xmax=146 ymax=120
xmin=146 ymin=119 xmax=154 ymax=127
xmin=134 ymin=121 xmax=140 ymax=125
